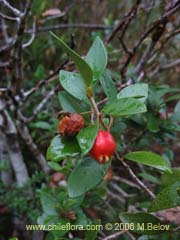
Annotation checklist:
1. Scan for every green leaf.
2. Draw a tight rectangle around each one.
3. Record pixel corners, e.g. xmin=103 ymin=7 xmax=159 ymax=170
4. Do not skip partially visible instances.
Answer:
xmin=126 ymin=65 xmax=137 ymax=82
xmin=146 ymin=113 xmax=161 ymax=133
xmin=165 ymin=93 xmax=180 ymax=103
xmin=52 ymin=218 xmax=70 ymax=238
xmin=85 ymin=219 xmax=101 ymax=240
xmin=59 ymin=70 xmax=87 ymax=100
xmin=37 ymin=213 xmax=59 ymax=226
xmin=68 ymin=157 xmax=110 ymax=198
xmin=102 ymin=98 xmax=147 ymax=117
xmin=58 ymin=91 xmax=88 ymax=114
xmin=138 ymin=172 xmax=161 ymax=185
xmin=86 ymin=36 xmax=107 ymax=81
xmin=74 ymin=208 xmax=88 ymax=226
xmin=148 ymin=85 xmax=180 ymax=108
xmin=46 ymin=135 xmax=81 ymax=162
xmin=161 ymin=169 xmax=180 ymax=187
xmin=48 ymin=162 xmax=62 ymax=171
xmin=34 ymin=64 xmax=46 ymax=80
xmin=8 ymin=238 xmax=19 ymax=240
xmin=124 ymin=151 xmax=171 ymax=172
xmin=77 ymin=125 xmax=98 ymax=154
xmin=162 ymin=120 xmax=180 ymax=132
xmin=117 ymin=83 xmax=148 ymax=102
xmin=40 ymin=192 xmax=57 ymax=215
xmin=100 ymin=70 xmax=117 ymax=100
xmin=149 ymin=182 xmax=180 ymax=212
xmin=50 ymin=32 xmax=93 ymax=86
xmin=120 ymin=212 xmax=165 ymax=235
xmin=31 ymin=121 xmax=51 ymax=130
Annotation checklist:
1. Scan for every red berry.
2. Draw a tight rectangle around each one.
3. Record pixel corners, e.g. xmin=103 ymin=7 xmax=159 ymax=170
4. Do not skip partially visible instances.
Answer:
xmin=90 ymin=130 xmax=116 ymax=164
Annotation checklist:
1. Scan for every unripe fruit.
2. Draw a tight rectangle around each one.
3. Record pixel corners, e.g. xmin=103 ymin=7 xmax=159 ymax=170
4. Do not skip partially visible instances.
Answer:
xmin=90 ymin=130 xmax=116 ymax=164
xmin=58 ymin=113 xmax=84 ymax=136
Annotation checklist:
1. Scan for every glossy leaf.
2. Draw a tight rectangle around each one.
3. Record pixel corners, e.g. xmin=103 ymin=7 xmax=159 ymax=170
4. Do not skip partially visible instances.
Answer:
xmin=68 ymin=157 xmax=110 ymax=198
xmin=58 ymin=91 xmax=88 ymax=114
xmin=59 ymin=70 xmax=87 ymax=100
xmin=100 ymin=70 xmax=117 ymax=101
xmin=50 ymin=32 xmax=93 ymax=86
xmin=86 ymin=36 xmax=107 ymax=81
xmin=102 ymin=98 xmax=147 ymax=117
xmin=117 ymin=83 xmax=148 ymax=102
xmin=149 ymin=181 xmax=180 ymax=212
xmin=161 ymin=169 xmax=180 ymax=187
xmin=48 ymin=162 xmax=62 ymax=171
xmin=46 ymin=135 xmax=81 ymax=162
xmin=74 ymin=208 xmax=88 ymax=226
xmin=120 ymin=212 xmax=164 ymax=235
xmin=77 ymin=125 xmax=98 ymax=154
xmin=40 ymin=191 xmax=57 ymax=215
xmin=124 ymin=151 xmax=171 ymax=172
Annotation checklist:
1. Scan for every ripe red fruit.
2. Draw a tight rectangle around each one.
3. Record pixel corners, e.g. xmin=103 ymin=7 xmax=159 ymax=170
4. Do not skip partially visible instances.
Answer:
xmin=90 ymin=130 xmax=116 ymax=164
xmin=58 ymin=113 xmax=84 ymax=136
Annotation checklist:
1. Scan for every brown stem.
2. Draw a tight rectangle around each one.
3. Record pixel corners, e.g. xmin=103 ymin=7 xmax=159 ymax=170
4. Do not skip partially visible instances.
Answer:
xmin=88 ymin=95 xmax=107 ymax=130
xmin=116 ymin=152 xmax=155 ymax=199
xmin=107 ymin=116 xmax=114 ymax=132
xmin=17 ymin=123 xmax=50 ymax=174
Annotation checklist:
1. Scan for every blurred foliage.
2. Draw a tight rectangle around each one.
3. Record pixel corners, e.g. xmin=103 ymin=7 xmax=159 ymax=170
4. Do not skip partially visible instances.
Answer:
xmin=0 ymin=1 xmax=179 ymax=240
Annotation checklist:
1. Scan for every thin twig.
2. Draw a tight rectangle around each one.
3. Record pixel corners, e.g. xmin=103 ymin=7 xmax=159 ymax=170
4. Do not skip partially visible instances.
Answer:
xmin=1 ymin=16 xmax=9 ymax=43
xmin=13 ymin=0 xmax=33 ymax=92
xmin=2 ymin=0 xmax=22 ymax=17
xmin=23 ymin=60 xmax=68 ymax=101
xmin=26 ymin=23 xmax=112 ymax=34
xmin=0 ymin=11 xmax=19 ymax=21
xmin=106 ymin=189 xmax=125 ymax=204
xmin=23 ymin=17 xmax=36 ymax=48
xmin=116 ymin=152 xmax=155 ymax=199
xmin=122 ymin=160 xmax=155 ymax=199
xmin=107 ymin=116 xmax=114 ymax=132
xmin=110 ymin=183 xmax=136 ymax=198
xmin=105 ymin=0 xmax=141 ymax=44
xmin=135 ymin=40 xmax=156 ymax=75
xmin=20 ymin=86 xmax=60 ymax=123
xmin=0 ymin=61 xmax=10 ymax=68
xmin=88 ymin=95 xmax=107 ymax=130
xmin=161 ymin=58 xmax=180 ymax=69
xmin=163 ymin=28 xmax=180 ymax=45
xmin=113 ymin=176 xmax=141 ymax=189
xmin=172 ymin=226 xmax=180 ymax=232
xmin=16 ymin=122 xmax=50 ymax=174
xmin=149 ymin=58 xmax=180 ymax=78
xmin=121 ymin=1 xmax=180 ymax=75
xmin=88 ymin=95 xmax=100 ymax=127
